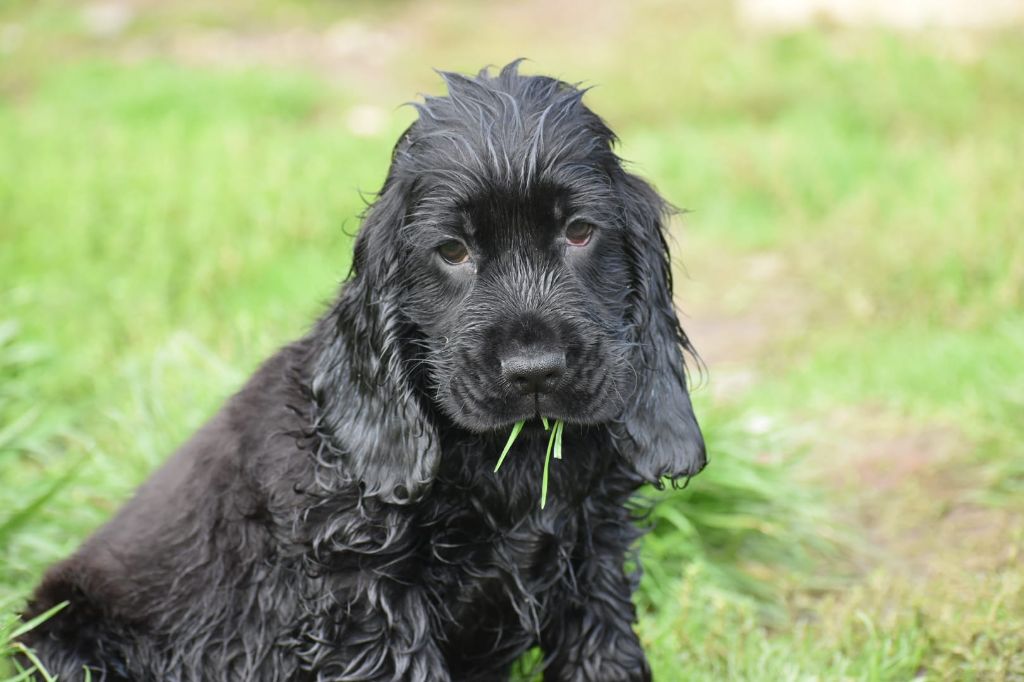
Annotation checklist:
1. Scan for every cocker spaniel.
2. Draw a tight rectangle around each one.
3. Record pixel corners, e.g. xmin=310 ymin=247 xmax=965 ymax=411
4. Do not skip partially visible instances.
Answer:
xmin=21 ymin=62 xmax=706 ymax=681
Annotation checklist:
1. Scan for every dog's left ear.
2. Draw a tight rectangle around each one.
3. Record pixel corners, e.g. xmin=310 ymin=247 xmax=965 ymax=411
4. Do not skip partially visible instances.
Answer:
xmin=613 ymin=171 xmax=706 ymax=486
xmin=310 ymin=169 xmax=439 ymax=505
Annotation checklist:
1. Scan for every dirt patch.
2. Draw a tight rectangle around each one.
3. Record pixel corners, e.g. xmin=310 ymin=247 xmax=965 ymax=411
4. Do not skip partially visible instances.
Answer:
xmin=118 ymin=22 xmax=412 ymax=93
xmin=808 ymin=405 xmax=1024 ymax=601
xmin=737 ymin=0 xmax=1024 ymax=30
xmin=674 ymin=230 xmax=1022 ymax=639
xmin=817 ymin=407 xmax=965 ymax=492
xmin=86 ymin=0 xmax=630 ymax=101
xmin=674 ymin=236 xmax=811 ymax=401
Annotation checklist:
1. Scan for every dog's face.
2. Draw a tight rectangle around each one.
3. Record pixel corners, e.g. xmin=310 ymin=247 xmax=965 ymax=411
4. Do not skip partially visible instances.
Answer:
xmin=402 ymin=176 xmax=634 ymax=431
xmin=319 ymin=63 xmax=705 ymax=503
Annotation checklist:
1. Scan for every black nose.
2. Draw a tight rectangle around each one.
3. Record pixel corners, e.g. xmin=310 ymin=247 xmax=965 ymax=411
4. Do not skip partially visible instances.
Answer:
xmin=500 ymin=350 xmax=566 ymax=395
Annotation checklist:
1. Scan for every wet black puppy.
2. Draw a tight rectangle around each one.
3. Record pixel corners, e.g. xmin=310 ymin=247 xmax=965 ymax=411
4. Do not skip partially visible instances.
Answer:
xmin=21 ymin=62 xmax=705 ymax=681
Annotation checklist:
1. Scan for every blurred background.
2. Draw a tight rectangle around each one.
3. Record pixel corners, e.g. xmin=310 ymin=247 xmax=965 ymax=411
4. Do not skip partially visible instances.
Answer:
xmin=1 ymin=0 xmax=1023 ymax=679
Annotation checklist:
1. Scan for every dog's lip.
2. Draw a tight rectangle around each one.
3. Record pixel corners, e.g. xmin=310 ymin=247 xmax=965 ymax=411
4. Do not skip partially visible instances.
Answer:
xmin=519 ymin=416 xmax=555 ymax=432
xmin=482 ymin=396 xmax=611 ymax=431
xmin=484 ymin=414 xmax=548 ymax=431
xmin=448 ymin=391 xmax=613 ymax=432
xmin=493 ymin=413 xmax=590 ymax=433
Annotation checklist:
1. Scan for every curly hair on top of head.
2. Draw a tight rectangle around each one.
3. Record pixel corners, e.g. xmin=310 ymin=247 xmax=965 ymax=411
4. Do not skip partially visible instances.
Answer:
xmin=19 ymin=61 xmax=705 ymax=682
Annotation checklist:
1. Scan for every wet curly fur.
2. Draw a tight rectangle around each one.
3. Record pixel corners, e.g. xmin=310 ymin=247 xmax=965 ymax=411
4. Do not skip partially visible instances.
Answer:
xmin=20 ymin=62 xmax=706 ymax=681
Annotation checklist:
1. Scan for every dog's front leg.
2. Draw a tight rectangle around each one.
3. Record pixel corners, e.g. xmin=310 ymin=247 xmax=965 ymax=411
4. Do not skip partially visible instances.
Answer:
xmin=539 ymin=507 xmax=650 ymax=681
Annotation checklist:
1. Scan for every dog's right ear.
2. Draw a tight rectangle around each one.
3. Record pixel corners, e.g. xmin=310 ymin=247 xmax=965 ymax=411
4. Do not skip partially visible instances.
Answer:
xmin=310 ymin=160 xmax=439 ymax=505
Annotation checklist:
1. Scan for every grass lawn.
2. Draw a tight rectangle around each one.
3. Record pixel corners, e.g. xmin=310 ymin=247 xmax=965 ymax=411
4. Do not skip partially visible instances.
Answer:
xmin=2 ymin=1 xmax=1023 ymax=679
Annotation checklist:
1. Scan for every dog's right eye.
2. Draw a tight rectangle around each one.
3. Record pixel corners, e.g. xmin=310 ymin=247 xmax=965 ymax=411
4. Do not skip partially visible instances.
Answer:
xmin=437 ymin=240 xmax=470 ymax=265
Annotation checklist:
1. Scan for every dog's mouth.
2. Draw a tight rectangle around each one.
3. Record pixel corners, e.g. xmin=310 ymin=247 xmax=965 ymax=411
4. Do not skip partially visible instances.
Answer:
xmin=443 ymin=382 xmax=620 ymax=434
xmin=496 ymin=415 xmax=549 ymax=435
xmin=493 ymin=391 xmax=575 ymax=427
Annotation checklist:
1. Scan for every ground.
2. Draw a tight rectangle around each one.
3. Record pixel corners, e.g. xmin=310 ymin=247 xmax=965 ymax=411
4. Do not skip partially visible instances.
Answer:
xmin=679 ymin=234 xmax=1024 ymax=679
xmin=1 ymin=1 xmax=1022 ymax=680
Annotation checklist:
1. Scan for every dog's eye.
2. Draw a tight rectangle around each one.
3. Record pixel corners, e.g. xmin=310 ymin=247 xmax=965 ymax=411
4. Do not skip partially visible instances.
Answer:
xmin=565 ymin=222 xmax=594 ymax=247
xmin=437 ymin=240 xmax=470 ymax=265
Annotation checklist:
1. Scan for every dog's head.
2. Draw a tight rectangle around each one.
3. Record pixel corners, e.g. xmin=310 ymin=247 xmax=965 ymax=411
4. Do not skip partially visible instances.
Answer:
xmin=315 ymin=63 xmax=705 ymax=503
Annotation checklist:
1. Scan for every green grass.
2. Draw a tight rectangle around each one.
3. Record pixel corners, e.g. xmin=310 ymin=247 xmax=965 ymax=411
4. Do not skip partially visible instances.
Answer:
xmin=2 ymin=1 xmax=1023 ymax=679
xmin=495 ymin=418 xmax=564 ymax=509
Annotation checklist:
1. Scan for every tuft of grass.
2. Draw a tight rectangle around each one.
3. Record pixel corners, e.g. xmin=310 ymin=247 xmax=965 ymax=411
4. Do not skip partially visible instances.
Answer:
xmin=0 ymin=324 xmax=76 ymax=680
xmin=495 ymin=418 xmax=565 ymax=509
xmin=0 ymin=323 xmax=79 ymax=583
xmin=638 ymin=405 xmax=837 ymax=611
xmin=1 ymin=599 xmax=66 ymax=682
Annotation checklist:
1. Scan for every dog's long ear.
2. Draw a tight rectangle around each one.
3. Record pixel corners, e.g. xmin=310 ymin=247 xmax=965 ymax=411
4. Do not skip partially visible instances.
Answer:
xmin=613 ymin=171 xmax=706 ymax=486
xmin=310 ymin=165 xmax=439 ymax=505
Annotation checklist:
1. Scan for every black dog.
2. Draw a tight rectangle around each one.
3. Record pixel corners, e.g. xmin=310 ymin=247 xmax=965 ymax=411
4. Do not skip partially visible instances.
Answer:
xmin=21 ymin=62 xmax=705 ymax=681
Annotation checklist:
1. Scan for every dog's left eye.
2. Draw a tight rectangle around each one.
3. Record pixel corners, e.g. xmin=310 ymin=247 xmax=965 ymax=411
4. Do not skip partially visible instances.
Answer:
xmin=437 ymin=240 xmax=471 ymax=265
xmin=565 ymin=222 xmax=594 ymax=247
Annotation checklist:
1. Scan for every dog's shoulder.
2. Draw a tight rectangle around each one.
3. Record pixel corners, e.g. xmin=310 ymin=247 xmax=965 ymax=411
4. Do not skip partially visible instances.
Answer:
xmin=22 ymin=340 xmax=315 ymax=632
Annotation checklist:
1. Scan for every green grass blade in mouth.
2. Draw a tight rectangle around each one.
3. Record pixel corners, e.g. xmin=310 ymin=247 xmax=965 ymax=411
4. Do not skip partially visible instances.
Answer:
xmin=553 ymin=420 xmax=563 ymax=460
xmin=495 ymin=419 xmax=565 ymax=508
xmin=540 ymin=422 xmax=557 ymax=509
xmin=494 ymin=420 xmax=525 ymax=473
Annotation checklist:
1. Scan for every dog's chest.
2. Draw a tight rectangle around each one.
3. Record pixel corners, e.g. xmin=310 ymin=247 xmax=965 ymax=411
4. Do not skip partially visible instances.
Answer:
xmin=423 ymin=502 xmax=575 ymax=596
xmin=417 ymin=490 xmax=580 ymax=662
